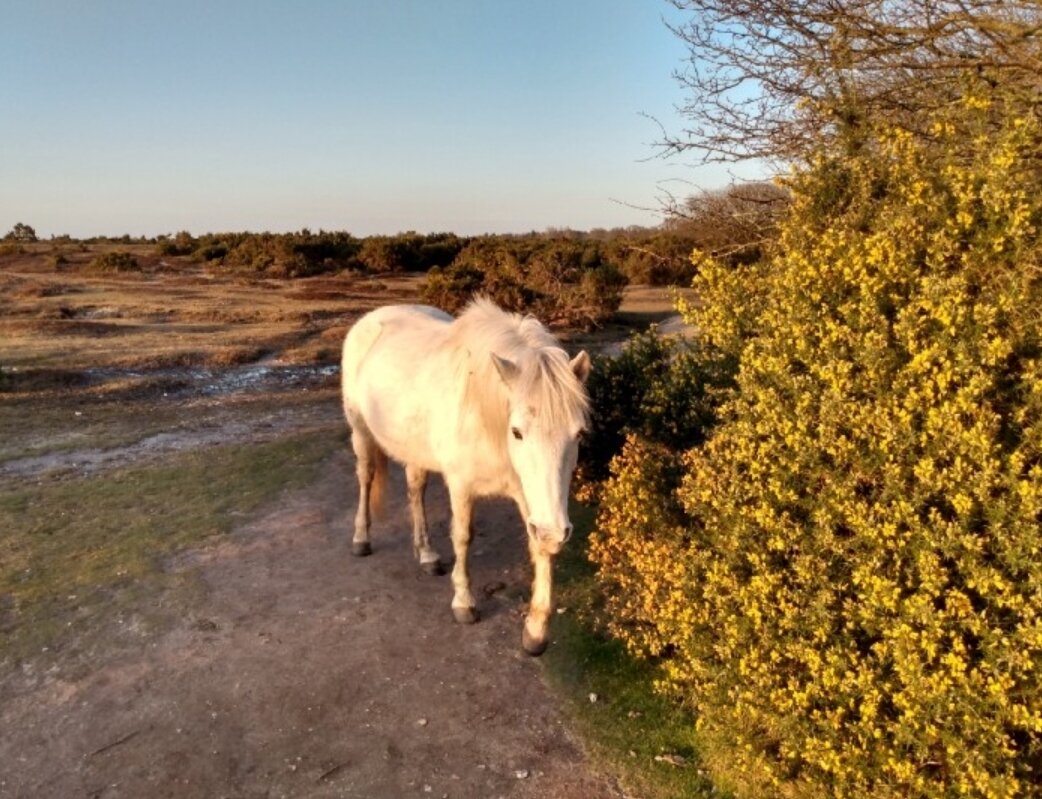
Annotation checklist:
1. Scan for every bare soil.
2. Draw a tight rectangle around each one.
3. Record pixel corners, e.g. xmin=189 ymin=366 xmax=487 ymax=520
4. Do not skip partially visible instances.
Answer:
xmin=0 ymin=441 xmax=623 ymax=799
xmin=0 ymin=251 xmax=680 ymax=799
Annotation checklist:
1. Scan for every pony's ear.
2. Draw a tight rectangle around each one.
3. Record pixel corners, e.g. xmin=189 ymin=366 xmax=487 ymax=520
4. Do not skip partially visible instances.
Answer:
xmin=570 ymin=351 xmax=591 ymax=384
xmin=491 ymin=353 xmax=520 ymax=386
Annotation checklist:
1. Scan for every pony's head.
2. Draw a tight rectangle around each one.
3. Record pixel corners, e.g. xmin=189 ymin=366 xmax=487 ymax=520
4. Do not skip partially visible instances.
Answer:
xmin=492 ymin=347 xmax=591 ymax=556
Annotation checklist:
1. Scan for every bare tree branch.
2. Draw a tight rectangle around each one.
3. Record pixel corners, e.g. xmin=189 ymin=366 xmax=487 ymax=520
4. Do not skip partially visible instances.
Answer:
xmin=663 ymin=0 xmax=1042 ymax=164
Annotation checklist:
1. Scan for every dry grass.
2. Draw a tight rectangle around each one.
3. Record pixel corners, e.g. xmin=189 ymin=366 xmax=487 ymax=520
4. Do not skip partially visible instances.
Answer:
xmin=0 ymin=247 xmax=424 ymax=390
xmin=1 ymin=247 xmax=677 ymax=395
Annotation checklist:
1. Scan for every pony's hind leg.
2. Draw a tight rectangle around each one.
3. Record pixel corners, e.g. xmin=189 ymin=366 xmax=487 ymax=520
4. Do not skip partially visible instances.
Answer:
xmin=349 ymin=421 xmax=384 ymax=557
xmin=406 ymin=464 xmax=443 ymax=575
xmin=446 ymin=481 xmax=478 ymax=624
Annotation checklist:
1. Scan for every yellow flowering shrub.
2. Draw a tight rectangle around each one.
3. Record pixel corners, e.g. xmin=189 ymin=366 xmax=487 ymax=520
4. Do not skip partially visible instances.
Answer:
xmin=590 ymin=96 xmax=1042 ymax=798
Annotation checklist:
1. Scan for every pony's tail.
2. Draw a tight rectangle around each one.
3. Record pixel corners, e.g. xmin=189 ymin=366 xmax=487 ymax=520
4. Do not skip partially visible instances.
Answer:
xmin=369 ymin=447 xmax=389 ymax=521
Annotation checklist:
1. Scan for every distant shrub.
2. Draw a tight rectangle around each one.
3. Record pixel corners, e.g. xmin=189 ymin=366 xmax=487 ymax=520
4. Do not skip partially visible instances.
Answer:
xmin=357 ymin=232 xmax=464 ymax=273
xmin=422 ymin=237 xmax=626 ymax=329
xmin=156 ymin=231 xmax=195 ymax=257
xmin=88 ymin=251 xmax=139 ymax=272
xmin=4 ymin=222 xmax=37 ymax=243
xmin=51 ymin=253 xmax=68 ymax=269
xmin=194 ymin=242 xmax=229 ymax=262
xmin=205 ymin=230 xmax=363 ymax=277
xmin=604 ymin=233 xmax=701 ymax=285
xmin=0 ymin=243 xmax=23 ymax=257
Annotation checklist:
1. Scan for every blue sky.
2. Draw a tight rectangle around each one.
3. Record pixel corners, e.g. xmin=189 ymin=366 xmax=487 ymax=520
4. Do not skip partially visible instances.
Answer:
xmin=1 ymin=1 xmax=760 ymax=238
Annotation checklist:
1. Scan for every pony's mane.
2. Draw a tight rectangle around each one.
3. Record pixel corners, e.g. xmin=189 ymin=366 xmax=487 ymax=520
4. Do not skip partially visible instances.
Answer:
xmin=448 ymin=298 xmax=589 ymax=433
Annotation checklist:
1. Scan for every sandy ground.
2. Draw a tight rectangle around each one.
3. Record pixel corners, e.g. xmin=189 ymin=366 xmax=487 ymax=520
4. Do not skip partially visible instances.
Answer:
xmin=0 ymin=408 xmax=625 ymax=799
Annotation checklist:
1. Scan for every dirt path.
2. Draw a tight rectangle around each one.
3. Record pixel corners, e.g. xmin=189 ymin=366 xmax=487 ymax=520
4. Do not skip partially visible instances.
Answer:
xmin=0 ymin=444 xmax=623 ymax=798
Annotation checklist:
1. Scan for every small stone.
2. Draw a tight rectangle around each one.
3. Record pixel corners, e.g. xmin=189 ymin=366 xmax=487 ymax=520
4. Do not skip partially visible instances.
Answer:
xmin=588 ymin=692 xmax=598 ymax=703
xmin=416 ymin=718 xmax=428 ymax=727
xmin=514 ymin=769 xmax=529 ymax=780
xmin=423 ymin=785 xmax=432 ymax=793
xmin=481 ymin=580 xmax=507 ymax=598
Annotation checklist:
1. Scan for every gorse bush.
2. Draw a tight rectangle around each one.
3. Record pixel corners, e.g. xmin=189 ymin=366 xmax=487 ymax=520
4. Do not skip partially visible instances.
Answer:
xmin=577 ymin=329 xmax=734 ymax=491
xmin=590 ymin=94 xmax=1042 ymax=798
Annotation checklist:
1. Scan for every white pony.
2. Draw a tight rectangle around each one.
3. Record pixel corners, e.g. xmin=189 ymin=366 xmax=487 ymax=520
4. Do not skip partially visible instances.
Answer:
xmin=341 ymin=298 xmax=590 ymax=655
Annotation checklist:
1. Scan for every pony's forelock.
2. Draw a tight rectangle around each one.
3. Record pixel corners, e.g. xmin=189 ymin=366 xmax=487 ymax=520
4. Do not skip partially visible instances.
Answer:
xmin=451 ymin=298 xmax=589 ymax=433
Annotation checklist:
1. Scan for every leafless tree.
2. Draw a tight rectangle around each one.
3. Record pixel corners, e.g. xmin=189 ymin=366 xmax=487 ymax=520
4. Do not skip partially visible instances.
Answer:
xmin=664 ymin=0 xmax=1042 ymax=164
xmin=663 ymin=182 xmax=790 ymax=261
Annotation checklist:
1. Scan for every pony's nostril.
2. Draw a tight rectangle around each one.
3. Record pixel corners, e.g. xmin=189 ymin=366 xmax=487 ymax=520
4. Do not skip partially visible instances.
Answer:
xmin=527 ymin=522 xmax=571 ymax=546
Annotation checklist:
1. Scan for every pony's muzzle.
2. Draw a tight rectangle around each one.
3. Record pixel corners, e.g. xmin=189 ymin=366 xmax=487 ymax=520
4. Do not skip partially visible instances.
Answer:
xmin=527 ymin=521 xmax=572 ymax=554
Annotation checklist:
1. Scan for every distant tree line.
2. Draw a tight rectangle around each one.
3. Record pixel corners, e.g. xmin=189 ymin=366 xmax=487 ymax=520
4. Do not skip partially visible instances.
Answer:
xmin=148 ymin=185 xmax=782 ymax=283
xmin=5 ymin=185 xmax=784 ymax=327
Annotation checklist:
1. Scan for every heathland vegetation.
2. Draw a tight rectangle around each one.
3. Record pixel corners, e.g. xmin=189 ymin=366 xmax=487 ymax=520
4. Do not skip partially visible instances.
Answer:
xmin=4 ymin=179 xmax=785 ymax=332
xmin=580 ymin=2 xmax=1042 ymax=797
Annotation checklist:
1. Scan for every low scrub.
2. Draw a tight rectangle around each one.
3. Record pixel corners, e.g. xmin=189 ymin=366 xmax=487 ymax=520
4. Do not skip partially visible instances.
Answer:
xmin=88 ymin=251 xmax=139 ymax=272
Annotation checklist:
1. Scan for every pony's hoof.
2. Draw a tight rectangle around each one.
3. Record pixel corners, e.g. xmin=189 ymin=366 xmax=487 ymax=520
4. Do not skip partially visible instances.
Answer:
xmin=421 ymin=559 xmax=445 ymax=576
xmin=522 ymin=628 xmax=548 ymax=657
xmin=351 ymin=541 xmax=372 ymax=557
xmin=452 ymin=606 xmax=479 ymax=625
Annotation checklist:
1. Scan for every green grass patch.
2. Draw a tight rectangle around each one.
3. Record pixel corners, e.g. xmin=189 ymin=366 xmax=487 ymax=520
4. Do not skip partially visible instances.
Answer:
xmin=0 ymin=398 xmax=190 ymax=464
xmin=0 ymin=429 xmax=341 ymax=663
xmin=543 ymin=502 xmax=722 ymax=799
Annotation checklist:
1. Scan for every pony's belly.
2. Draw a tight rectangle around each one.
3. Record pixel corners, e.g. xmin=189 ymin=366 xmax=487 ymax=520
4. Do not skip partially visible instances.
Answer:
xmin=379 ymin=436 xmax=442 ymax=473
xmin=361 ymin=407 xmax=440 ymax=472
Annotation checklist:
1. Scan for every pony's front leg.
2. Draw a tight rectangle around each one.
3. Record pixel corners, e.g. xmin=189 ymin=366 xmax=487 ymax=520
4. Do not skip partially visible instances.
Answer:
xmin=522 ymin=537 xmax=554 ymax=656
xmin=511 ymin=492 xmax=553 ymax=655
xmin=447 ymin=482 xmax=478 ymax=624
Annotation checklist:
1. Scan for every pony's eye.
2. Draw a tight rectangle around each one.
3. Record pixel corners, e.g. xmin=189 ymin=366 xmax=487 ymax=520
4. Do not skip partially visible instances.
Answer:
xmin=511 ymin=427 xmax=523 ymax=441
